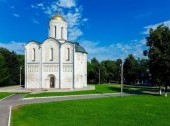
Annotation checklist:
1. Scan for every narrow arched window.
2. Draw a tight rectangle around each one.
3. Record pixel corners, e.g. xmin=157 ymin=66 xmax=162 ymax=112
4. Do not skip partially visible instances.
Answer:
xmin=66 ymin=48 xmax=70 ymax=61
xmin=49 ymin=48 xmax=53 ymax=61
xmin=32 ymin=48 xmax=35 ymax=61
xmin=55 ymin=26 xmax=57 ymax=38
xmin=61 ymin=27 xmax=64 ymax=39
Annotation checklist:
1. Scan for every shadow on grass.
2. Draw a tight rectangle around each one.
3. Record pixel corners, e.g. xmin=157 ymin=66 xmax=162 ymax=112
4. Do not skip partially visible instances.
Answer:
xmin=123 ymin=85 xmax=161 ymax=96
xmin=106 ymin=84 xmax=162 ymax=96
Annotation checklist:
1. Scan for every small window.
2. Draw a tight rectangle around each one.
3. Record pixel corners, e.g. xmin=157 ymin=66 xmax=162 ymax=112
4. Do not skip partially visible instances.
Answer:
xmin=32 ymin=48 xmax=35 ymax=61
xmin=55 ymin=26 xmax=57 ymax=38
xmin=49 ymin=48 xmax=53 ymax=61
xmin=61 ymin=27 xmax=64 ymax=39
xmin=66 ymin=48 xmax=70 ymax=61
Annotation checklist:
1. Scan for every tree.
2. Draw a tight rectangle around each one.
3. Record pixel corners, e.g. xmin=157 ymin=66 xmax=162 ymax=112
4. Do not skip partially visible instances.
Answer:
xmin=0 ymin=47 xmax=20 ymax=86
xmin=17 ymin=55 xmax=25 ymax=85
xmin=91 ymin=57 xmax=100 ymax=84
xmin=137 ymin=59 xmax=149 ymax=85
xmin=114 ymin=59 xmax=122 ymax=83
xmin=145 ymin=25 xmax=170 ymax=97
xmin=87 ymin=61 xmax=94 ymax=84
xmin=8 ymin=51 xmax=20 ymax=85
xmin=0 ymin=54 xmax=9 ymax=86
xmin=124 ymin=54 xmax=139 ymax=84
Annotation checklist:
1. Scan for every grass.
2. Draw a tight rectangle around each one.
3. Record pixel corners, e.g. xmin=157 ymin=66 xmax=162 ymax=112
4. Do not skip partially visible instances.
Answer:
xmin=25 ymin=84 xmax=159 ymax=98
xmin=25 ymin=84 xmax=121 ymax=98
xmin=11 ymin=95 xmax=170 ymax=126
xmin=0 ymin=92 xmax=12 ymax=100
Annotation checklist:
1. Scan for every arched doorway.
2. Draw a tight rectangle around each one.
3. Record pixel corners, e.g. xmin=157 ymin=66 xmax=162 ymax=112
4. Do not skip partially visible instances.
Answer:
xmin=50 ymin=76 xmax=55 ymax=88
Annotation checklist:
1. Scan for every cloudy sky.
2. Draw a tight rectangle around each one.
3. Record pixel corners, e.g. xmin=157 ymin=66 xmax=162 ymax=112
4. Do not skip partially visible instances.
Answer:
xmin=0 ymin=0 xmax=170 ymax=60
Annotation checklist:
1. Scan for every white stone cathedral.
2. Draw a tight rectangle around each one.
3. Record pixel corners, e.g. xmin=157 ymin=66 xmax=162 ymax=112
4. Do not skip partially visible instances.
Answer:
xmin=25 ymin=15 xmax=87 ymax=89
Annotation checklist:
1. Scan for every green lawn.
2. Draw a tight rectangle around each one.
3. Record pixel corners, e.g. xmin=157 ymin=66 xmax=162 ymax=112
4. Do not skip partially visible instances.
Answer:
xmin=11 ymin=95 xmax=170 ymax=126
xmin=0 ymin=92 xmax=12 ymax=100
xmin=25 ymin=84 xmax=120 ymax=98
xmin=25 ymin=84 xmax=159 ymax=98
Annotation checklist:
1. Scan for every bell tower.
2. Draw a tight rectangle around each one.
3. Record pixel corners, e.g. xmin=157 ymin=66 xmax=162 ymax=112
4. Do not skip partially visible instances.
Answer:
xmin=49 ymin=15 xmax=67 ymax=42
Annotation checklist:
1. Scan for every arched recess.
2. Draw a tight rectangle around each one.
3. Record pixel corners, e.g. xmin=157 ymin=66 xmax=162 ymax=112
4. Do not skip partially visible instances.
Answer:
xmin=62 ymin=42 xmax=73 ymax=62
xmin=66 ymin=47 xmax=70 ymax=61
xmin=61 ymin=27 xmax=64 ymax=39
xmin=32 ymin=48 xmax=35 ymax=61
xmin=48 ymin=74 xmax=55 ymax=88
xmin=42 ymin=38 xmax=60 ymax=63
xmin=55 ymin=26 xmax=57 ymax=38
xmin=49 ymin=48 xmax=53 ymax=61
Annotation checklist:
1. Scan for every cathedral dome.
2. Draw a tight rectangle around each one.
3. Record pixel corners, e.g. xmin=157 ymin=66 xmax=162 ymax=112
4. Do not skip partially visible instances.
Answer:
xmin=51 ymin=15 xmax=66 ymax=22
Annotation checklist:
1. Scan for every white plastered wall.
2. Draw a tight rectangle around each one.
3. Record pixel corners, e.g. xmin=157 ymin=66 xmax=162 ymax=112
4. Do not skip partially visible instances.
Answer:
xmin=41 ymin=39 xmax=60 ymax=88
xmin=74 ymin=52 xmax=87 ymax=88
xmin=60 ymin=42 xmax=73 ymax=88
xmin=25 ymin=42 xmax=41 ymax=88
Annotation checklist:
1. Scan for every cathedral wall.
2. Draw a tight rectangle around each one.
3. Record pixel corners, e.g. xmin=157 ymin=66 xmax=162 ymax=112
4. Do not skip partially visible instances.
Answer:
xmin=26 ymin=64 xmax=40 ymax=88
xmin=61 ymin=64 xmax=73 ymax=88
xmin=60 ymin=43 xmax=74 ymax=88
xmin=42 ymin=39 xmax=59 ymax=63
xmin=26 ymin=42 xmax=40 ymax=63
xmin=42 ymin=64 xmax=59 ymax=88
xmin=61 ymin=42 xmax=73 ymax=63
xmin=74 ymin=52 xmax=87 ymax=88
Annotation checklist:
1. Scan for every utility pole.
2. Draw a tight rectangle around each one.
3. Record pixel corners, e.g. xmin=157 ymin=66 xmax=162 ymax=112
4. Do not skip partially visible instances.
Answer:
xmin=20 ymin=66 xmax=22 ymax=87
xmin=121 ymin=60 xmax=124 ymax=96
xmin=99 ymin=68 xmax=101 ymax=84
xmin=121 ymin=48 xmax=124 ymax=96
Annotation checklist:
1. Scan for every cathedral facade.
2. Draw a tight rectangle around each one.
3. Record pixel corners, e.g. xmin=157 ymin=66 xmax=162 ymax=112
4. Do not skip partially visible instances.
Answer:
xmin=25 ymin=15 xmax=87 ymax=89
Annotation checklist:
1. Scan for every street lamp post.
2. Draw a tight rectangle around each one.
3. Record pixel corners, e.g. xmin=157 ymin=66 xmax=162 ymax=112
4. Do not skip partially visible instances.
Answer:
xmin=121 ymin=48 xmax=124 ymax=96
xmin=99 ymin=68 xmax=101 ymax=85
xmin=121 ymin=60 xmax=124 ymax=96
xmin=20 ymin=66 xmax=22 ymax=87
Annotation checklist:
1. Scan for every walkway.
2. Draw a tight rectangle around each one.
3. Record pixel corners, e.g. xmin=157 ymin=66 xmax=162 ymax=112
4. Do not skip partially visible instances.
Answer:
xmin=0 ymin=93 xmax=128 ymax=126
xmin=0 ymin=85 xmax=95 ymax=93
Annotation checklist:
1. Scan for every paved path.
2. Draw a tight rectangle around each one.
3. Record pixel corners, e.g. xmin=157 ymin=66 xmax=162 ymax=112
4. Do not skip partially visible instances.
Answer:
xmin=0 ymin=85 xmax=95 ymax=93
xmin=0 ymin=93 xmax=128 ymax=126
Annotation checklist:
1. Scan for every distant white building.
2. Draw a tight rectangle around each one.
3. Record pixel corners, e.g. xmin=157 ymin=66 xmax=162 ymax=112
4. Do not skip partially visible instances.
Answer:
xmin=25 ymin=15 xmax=87 ymax=89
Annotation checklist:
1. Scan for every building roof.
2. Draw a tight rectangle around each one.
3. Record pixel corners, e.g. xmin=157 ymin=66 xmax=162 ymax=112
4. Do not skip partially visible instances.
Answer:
xmin=51 ymin=14 xmax=66 ymax=22
xmin=26 ymin=39 xmax=87 ymax=54
xmin=75 ymin=43 xmax=87 ymax=54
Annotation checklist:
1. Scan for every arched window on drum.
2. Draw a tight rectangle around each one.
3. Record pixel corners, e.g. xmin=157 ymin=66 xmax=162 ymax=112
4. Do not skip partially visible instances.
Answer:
xmin=61 ymin=27 xmax=64 ymax=39
xmin=55 ymin=26 xmax=57 ymax=38
xmin=32 ymin=48 xmax=35 ymax=61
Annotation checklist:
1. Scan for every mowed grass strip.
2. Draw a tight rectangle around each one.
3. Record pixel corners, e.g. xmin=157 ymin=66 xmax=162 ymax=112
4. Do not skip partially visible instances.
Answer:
xmin=0 ymin=92 xmax=12 ymax=100
xmin=25 ymin=84 xmax=159 ymax=98
xmin=25 ymin=84 xmax=120 ymax=98
xmin=11 ymin=95 xmax=170 ymax=126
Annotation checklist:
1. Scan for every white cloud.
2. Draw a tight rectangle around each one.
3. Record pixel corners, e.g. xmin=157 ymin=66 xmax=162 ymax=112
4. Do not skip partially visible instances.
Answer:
xmin=80 ymin=39 xmax=147 ymax=61
xmin=0 ymin=41 xmax=25 ymax=54
xmin=57 ymin=0 xmax=76 ymax=8
xmin=13 ymin=13 xmax=20 ymax=18
xmin=32 ymin=18 xmax=39 ymax=24
xmin=142 ymin=20 xmax=170 ymax=34
xmin=30 ymin=0 xmax=87 ymax=41
xmin=68 ymin=28 xmax=82 ymax=40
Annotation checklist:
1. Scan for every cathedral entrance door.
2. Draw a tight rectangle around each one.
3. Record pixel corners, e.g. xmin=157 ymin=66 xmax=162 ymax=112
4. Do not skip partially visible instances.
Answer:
xmin=50 ymin=77 xmax=55 ymax=88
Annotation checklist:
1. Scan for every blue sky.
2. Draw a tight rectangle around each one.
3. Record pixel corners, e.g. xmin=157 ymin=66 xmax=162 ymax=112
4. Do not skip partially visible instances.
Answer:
xmin=0 ymin=0 xmax=170 ymax=60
